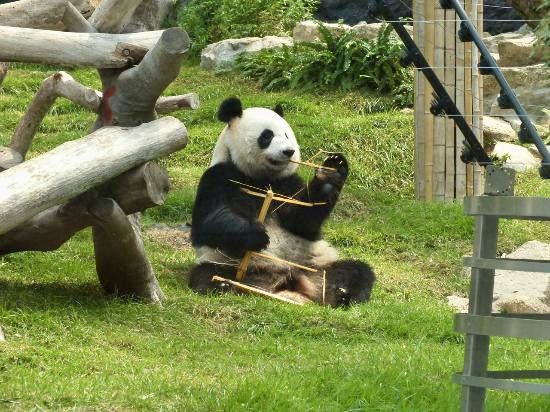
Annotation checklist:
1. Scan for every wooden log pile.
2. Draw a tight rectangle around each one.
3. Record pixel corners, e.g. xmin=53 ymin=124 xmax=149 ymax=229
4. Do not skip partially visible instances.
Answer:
xmin=0 ymin=0 xmax=195 ymax=303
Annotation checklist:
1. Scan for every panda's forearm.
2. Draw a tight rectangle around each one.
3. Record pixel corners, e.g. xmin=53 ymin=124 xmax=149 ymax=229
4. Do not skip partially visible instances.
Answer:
xmin=192 ymin=206 xmax=268 ymax=254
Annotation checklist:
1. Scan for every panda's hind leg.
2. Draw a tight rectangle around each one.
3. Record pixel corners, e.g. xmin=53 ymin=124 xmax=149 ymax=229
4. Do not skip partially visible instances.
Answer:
xmin=189 ymin=263 xmax=235 ymax=293
xmin=323 ymin=259 xmax=376 ymax=307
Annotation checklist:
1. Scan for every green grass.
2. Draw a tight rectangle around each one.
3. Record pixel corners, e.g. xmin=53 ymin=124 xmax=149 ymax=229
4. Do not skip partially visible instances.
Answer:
xmin=1 ymin=63 xmax=550 ymax=411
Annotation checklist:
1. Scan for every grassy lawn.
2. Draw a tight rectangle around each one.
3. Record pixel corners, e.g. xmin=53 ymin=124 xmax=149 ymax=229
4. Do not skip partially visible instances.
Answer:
xmin=1 ymin=63 xmax=549 ymax=411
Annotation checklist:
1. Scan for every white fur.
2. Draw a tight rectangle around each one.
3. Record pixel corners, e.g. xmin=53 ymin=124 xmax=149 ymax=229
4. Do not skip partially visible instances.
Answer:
xmin=195 ymin=217 xmax=339 ymax=271
xmin=211 ymin=107 xmax=301 ymax=179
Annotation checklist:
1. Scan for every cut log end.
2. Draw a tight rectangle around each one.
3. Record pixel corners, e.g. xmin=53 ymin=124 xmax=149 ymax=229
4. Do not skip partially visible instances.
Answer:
xmin=160 ymin=28 xmax=191 ymax=55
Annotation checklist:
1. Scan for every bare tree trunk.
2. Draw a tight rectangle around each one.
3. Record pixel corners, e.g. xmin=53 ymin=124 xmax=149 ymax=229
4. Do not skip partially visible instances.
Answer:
xmin=95 ymin=28 xmax=190 ymax=128
xmin=88 ymin=0 xmax=144 ymax=33
xmin=91 ymin=198 xmax=164 ymax=302
xmin=0 ymin=117 xmax=187 ymax=236
xmin=156 ymin=93 xmax=200 ymax=113
xmin=0 ymin=0 xmax=96 ymax=30
xmin=124 ymin=0 xmax=177 ymax=32
xmin=0 ymin=62 xmax=9 ymax=89
xmin=0 ymin=26 xmax=164 ymax=68
xmin=9 ymin=72 xmax=101 ymax=159
xmin=62 ymin=2 xmax=98 ymax=33
xmin=0 ymin=162 xmax=169 ymax=254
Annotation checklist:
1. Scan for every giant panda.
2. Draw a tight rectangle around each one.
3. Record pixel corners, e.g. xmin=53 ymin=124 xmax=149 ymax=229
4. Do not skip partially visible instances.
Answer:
xmin=189 ymin=97 xmax=375 ymax=307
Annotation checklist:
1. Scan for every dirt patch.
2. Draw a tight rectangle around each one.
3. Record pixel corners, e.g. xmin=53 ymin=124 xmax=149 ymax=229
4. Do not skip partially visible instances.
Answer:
xmin=145 ymin=225 xmax=192 ymax=250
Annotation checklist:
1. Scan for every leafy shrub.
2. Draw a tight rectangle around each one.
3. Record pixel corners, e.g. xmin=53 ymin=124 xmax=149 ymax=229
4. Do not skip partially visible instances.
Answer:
xmin=235 ymin=24 xmax=413 ymax=108
xmin=177 ymin=0 xmax=319 ymax=56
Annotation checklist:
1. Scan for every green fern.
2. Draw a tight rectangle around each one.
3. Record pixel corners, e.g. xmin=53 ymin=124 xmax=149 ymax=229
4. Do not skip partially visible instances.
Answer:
xmin=235 ymin=23 xmax=413 ymax=107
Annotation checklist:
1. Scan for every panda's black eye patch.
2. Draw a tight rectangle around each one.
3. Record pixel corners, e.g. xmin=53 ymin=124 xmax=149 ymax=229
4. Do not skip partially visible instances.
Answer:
xmin=258 ymin=129 xmax=274 ymax=149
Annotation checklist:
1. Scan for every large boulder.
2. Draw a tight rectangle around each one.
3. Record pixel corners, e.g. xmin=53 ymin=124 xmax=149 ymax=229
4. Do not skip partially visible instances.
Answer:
xmin=200 ymin=36 xmax=293 ymax=71
xmin=489 ymin=86 xmax=550 ymax=131
xmin=483 ymin=115 xmax=517 ymax=146
xmin=494 ymin=241 xmax=550 ymax=309
xmin=483 ymin=64 xmax=549 ymax=96
xmin=490 ymin=141 xmax=540 ymax=171
xmin=498 ymin=35 xmax=545 ymax=66
xmin=314 ymin=0 xmax=523 ymax=34
xmin=293 ymin=20 xmax=412 ymax=43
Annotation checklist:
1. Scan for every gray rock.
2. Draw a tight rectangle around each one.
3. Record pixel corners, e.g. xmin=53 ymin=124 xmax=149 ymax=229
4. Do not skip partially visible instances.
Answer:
xmin=494 ymin=295 xmax=550 ymax=314
xmin=446 ymin=295 xmax=469 ymax=313
xmin=292 ymin=20 xmax=412 ymax=43
xmin=488 ymin=86 xmax=550 ymax=131
xmin=200 ymin=36 xmax=293 ymax=71
xmin=483 ymin=64 xmax=549 ymax=96
xmin=498 ymin=35 xmax=543 ymax=67
xmin=483 ymin=31 xmax=525 ymax=54
xmin=490 ymin=142 xmax=540 ymax=171
xmin=493 ymin=241 xmax=550 ymax=304
xmin=483 ymin=115 xmax=517 ymax=145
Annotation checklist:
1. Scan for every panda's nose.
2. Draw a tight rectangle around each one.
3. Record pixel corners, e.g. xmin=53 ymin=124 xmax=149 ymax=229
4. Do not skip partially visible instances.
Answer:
xmin=283 ymin=149 xmax=295 ymax=158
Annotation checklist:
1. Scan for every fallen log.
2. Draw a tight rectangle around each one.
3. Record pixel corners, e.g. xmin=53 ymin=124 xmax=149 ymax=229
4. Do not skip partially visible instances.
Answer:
xmin=124 ymin=0 xmax=177 ymax=33
xmin=91 ymin=198 xmax=164 ymax=302
xmin=9 ymin=71 xmax=101 ymax=159
xmin=97 ymin=27 xmax=190 ymax=127
xmin=0 ymin=116 xmax=187 ymax=236
xmin=155 ymin=93 xmax=200 ymax=113
xmin=0 ymin=162 xmax=169 ymax=254
xmin=0 ymin=62 xmax=8 ymax=88
xmin=0 ymin=0 xmax=96 ymax=30
xmin=0 ymin=26 xmax=164 ymax=68
xmin=88 ymin=0 xmax=143 ymax=33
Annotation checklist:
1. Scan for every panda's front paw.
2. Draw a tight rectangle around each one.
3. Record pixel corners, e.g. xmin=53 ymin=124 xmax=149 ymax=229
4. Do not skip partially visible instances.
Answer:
xmin=243 ymin=222 xmax=270 ymax=251
xmin=314 ymin=154 xmax=348 ymax=199
xmin=323 ymin=153 xmax=349 ymax=180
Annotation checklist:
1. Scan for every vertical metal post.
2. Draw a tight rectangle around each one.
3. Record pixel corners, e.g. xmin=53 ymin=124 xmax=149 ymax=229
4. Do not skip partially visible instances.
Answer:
xmin=461 ymin=214 xmax=499 ymax=411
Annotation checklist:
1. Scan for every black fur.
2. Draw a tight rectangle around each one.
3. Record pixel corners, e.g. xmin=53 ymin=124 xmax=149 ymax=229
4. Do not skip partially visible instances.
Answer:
xmin=273 ymin=104 xmax=284 ymax=118
xmin=218 ymin=97 xmax=243 ymax=123
xmin=257 ymin=129 xmax=274 ymax=149
xmin=190 ymin=152 xmax=376 ymax=307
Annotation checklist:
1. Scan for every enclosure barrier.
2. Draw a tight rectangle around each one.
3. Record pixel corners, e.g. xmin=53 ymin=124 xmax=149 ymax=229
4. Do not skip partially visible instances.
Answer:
xmin=376 ymin=0 xmax=550 ymax=409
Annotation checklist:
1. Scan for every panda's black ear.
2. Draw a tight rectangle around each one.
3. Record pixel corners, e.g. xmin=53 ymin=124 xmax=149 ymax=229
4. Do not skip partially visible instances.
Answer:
xmin=218 ymin=97 xmax=243 ymax=123
xmin=273 ymin=104 xmax=284 ymax=118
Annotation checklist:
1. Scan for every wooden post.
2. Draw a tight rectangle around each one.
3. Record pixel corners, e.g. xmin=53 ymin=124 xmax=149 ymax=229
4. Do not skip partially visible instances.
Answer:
xmin=236 ymin=189 xmax=274 ymax=280
xmin=414 ymin=0 xmax=483 ymax=201
xmin=414 ymin=0 xmax=426 ymax=200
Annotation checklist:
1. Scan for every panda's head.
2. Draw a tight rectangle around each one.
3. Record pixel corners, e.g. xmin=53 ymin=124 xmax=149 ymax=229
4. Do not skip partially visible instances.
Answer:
xmin=212 ymin=97 xmax=300 ymax=179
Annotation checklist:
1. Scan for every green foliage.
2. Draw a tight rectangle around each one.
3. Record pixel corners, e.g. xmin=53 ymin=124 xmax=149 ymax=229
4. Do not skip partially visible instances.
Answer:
xmin=235 ymin=24 xmax=413 ymax=108
xmin=177 ymin=0 xmax=319 ymax=56
xmin=536 ymin=0 xmax=550 ymax=63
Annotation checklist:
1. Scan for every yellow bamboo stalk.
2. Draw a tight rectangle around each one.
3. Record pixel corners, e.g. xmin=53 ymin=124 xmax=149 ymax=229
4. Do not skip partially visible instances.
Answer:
xmin=423 ymin=0 xmax=435 ymax=201
xmin=414 ymin=0 xmax=426 ymax=200
xmin=455 ymin=0 xmax=466 ymax=199
xmin=433 ymin=3 xmax=446 ymax=201
xmin=211 ymin=276 xmax=304 ymax=305
xmin=444 ymin=7 xmax=456 ymax=200
xmin=236 ymin=189 xmax=274 ymax=280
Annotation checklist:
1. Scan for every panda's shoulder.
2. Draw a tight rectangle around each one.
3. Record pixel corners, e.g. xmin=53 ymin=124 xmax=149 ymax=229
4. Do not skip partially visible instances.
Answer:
xmin=201 ymin=162 xmax=241 ymax=183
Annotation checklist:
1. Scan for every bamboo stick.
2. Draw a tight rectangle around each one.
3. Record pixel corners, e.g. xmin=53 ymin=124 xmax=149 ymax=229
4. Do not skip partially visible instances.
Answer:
xmin=465 ymin=0 xmax=474 ymax=196
xmin=414 ymin=0 xmax=426 ymax=200
xmin=211 ymin=276 xmax=304 ymax=305
xmin=423 ymin=0 xmax=435 ymax=201
xmin=289 ymin=159 xmax=336 ymax=171
xmin=433 ymin=3 xmax=446 ymax=202
xmin=236 ymin=189 xmax=274 ymax=280
xmin=473 ymin=0 xmax=484 ymax=195
xmin=240 ymin=187 xmax=324 ymax=207
xmin=444 ymin=7 xmax=457 ymax=200
xmin=455 ymin=0 xmax=466 ymax=199
xmin=250 ymin=251 xmax=318 ymax=272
